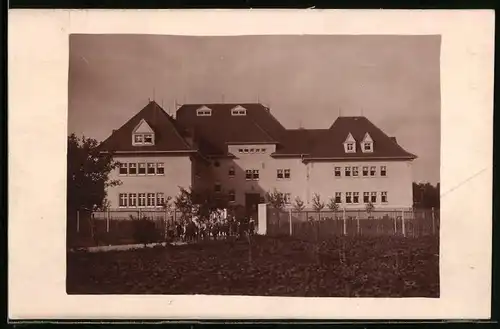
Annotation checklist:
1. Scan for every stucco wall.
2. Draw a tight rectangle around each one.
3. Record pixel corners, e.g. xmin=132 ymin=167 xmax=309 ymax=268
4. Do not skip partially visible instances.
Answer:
xmin=106 ymin=154 xmax=193 ymax=208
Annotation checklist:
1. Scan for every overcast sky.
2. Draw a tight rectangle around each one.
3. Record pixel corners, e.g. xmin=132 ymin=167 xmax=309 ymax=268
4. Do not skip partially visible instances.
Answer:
xmin=68 ymin=34 xmax=441 ymax=184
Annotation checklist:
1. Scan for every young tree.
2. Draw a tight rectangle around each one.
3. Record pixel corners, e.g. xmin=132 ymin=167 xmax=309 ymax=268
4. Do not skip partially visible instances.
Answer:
xmin=174 ymin=187 xmax=194 ymax=223
xmin=265 ymin=188 xmax=285 ymax=210
xmin=312 ymin=193 xmax=325 ymax=212
xmin=365 ymin=201 xmax=375 ymax=215
xmin=293 ymin=196 xmax=305 ymax=212
xmin=327 ymin=197 xmax=339 ymax=219
xmin=67 ymin=133 xmax=121 ymax=215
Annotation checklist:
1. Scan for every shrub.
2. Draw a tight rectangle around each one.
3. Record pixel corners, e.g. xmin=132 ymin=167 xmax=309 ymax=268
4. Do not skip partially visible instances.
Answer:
xmin=293 ymin=196 xmax=305 ymax=212
xmin=312 ymin=193 xmax=325 ymax=212
xmin=132 ymin=217 xmax=160 ymax=246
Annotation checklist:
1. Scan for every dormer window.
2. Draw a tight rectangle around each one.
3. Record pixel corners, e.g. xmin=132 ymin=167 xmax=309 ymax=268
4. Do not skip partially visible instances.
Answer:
xmin=361 ymin=133 xmax=374 ymax=153
xmin=132 ymin=119 xmax=155 ymax=146
xmin=196 ymin=106 xmax=212 ymax=116
xmin=343 ymin=132 xmax=356 ymax=153
xmin=231 ymin=105 xmax=247 ymax=116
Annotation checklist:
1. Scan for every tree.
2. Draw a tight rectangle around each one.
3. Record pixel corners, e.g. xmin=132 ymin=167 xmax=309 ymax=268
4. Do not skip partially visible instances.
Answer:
xmin=67 ymin=133 xmax=121 ymax=215
xmin=327 ymin=197 xmax=339 ymax=219
xmin=293 ymin=196 xmax=305 ymax=212
xmin=312 ymin=193 xmax=325 ymax=212
xmin=413 ymin=182 xmax=440 ymax=209
xmin=365 ymin=201 xmax=375 ymax=214
xmin=174 ymin=187 xmax=194 ymax=223
xmin=265 ymin=188 xmax=285 ymax=210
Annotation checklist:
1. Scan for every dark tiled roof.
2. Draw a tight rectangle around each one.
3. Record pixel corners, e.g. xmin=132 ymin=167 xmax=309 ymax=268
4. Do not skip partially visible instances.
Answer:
xmin=99 ymin=101 xmax=194 ymax=153
xmin=305 ymin=116 xmax=416 ymax=159
xmin=175 ymin=103 xmax=286 ymax=156
xmin=273 ymin=129 xmax=329 ymax=156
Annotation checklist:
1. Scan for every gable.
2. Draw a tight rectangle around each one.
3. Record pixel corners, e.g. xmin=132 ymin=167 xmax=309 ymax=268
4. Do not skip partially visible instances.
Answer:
xmin=344 ymin=132 xmax=356 ymax=143
xmin=133 ymin=119 xmax=154 ymax=134
xmin=362 ymin=132 xmax=373 ymax=143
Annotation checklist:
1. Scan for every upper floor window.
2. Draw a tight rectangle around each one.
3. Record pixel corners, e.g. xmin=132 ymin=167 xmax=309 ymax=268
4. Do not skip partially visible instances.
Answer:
xmin=129 ymin=163 xmax=137 ymax=175
xmin=334 ymin=167 xmax=341 ymax=177
xmin=277 ymin=169 xmax=291 ymax=179
xmin=214 ymin=182 xmax=222 ymax=193
xmin=380 ymin=166 xmax=387 ymax=176
xmin=147 ymin=163 xmax=156 ymax=175
xmin=132 ymin=119 xmax=155 ymax=146
xmin=119 ymin=163 xmax=128 ymax=175
xmin=345 ymin=166 xmax=351 ymax=177
xmin=229 ymin=190 xmax=236 ymax=202
xmin=361 ymin=133 xmax=374 ymax=153
xmin=156 ymin=163 xmax=165 ymax=175
xmin=381 ymin=191 xmax=388 ymax=203
xmin=196 ymin=106 xmax=212 ymax=116
xmin=370 ymin=166 xmax=376 ymax=176
xmin=343 ymin=132 xmax=356 ymax=153
xmin=284 ymin=193 xmax=292 ymax=204
xmin=231 ymin=105 xmax=247 ymax=116
xmin=362 ymin=166 xmax=369 ymax=176
xmin=335 ymin=192 xmax=342 ymax=203
xmin=252 ymin=169 xmax=260 ymax=180
xmin=352 ymin=166 xmax=359 ymax=177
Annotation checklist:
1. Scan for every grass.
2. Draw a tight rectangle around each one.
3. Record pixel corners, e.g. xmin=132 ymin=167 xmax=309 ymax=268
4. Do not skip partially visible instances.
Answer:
xmin=66 ymin=235 xmax=439 ymax=297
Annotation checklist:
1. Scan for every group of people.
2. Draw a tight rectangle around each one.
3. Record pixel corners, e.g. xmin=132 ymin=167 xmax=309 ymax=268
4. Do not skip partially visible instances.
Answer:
xmin=165 ymin=208 xmax=256 ymax=242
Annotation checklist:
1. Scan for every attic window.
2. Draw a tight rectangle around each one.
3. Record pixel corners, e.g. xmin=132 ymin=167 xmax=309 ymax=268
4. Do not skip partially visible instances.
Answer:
xmin=361 ymin=133 xmax=374 ymax=153
xmin=343 ymin=132 xmax=356 ymax=153
xmin=196 ymin=107 xmax=212 ymax=116
xmin=231 ymin=106 xmax=247 ymax=116
xmin=132 ymin=119 xmax=155 ymax=146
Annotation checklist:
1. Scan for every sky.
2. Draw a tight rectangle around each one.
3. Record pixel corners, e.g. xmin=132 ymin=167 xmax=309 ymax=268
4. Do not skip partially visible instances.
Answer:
xmin=68 ymin=34 xmax=441 ymax=184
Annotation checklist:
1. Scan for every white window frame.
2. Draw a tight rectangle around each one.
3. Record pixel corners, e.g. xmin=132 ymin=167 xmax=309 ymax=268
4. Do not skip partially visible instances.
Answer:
xmin=231 ymin=106 xmax=247 ymax=116
xmin=252 ymin=169 xmax=260 ymax=181
xmin=156 ymin=193 xmax=165 ymax=208
xmin=370 ymin=192 xmax=377 ymax=203
xmin=345 ymin=166 xmax=352 ymax=177
xmin=119 ymin=193 xmax=128 ymax=207
xmin=380 ymin=166 xmax=387 ymax=177
xmin=381 ymin=191 xmax=388 ymax=203
xmin=245 ymin=170 xmax=253 ymax=180
xmin=156 ymin=163 xmax=165 ymax=175
xmin=229 ymin=190 xmax=236 ymax=203
xmin=352 ymin=166 xmax=359 ymax=177
xmin=363 ymin=192 xmax=370 ymax=203
xmin=362 ymin=166 xmax=369 ymax=177
xmin=119 ymin=163 xmax=128 ymax=176
xmin=284 ymin=169 xmax=291 ymax=179
xmin=370 ymin=166 xmax=376 ymax=176
xmin=147 ymin=193 xmax=156 ymax=207
xmin=138 ymin=193 xmax=146 ymax=207
xmin=334 ymin=167 xmax=341 ymax=177
xmin=128 ymin=163 xmax=137 ymax=175
xmin=353 ymin=192 xmax=360 ymax=204
xmin=129 ymin=193 xmax=137 ymax=207
xmin=138 ymin=163 xmax=146 ymax=175
xmin=335 ymin=192 xmax=342 ymax=204
xmin=147 ymin=163 xmax=156 ymax=175
xmin=196 ymin=107 xmax=212 ymax=116
xmin=277 ymin=169 xmax=284 ymax=179
xmin=346 ymin=192 xmax=352 ymax=204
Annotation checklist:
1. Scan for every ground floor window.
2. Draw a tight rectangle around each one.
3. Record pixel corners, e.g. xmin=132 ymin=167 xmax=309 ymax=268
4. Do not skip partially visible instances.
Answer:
xmin=381 ymin=191 xmax=388 ymax=203
xmin=353 ymin=192 xmax=359 ymax=204
xmin=335 ymin=192 xmax=342 ymax=203
xmin=363 ymin=192 xmax=370 ymax=203
xmin=119 ymin=193 xmax=127 ymax=207
xmin=129 ymin=193 xmax=137 ymax=207
xmin=138 ymin=193 xmax=146 ymax=207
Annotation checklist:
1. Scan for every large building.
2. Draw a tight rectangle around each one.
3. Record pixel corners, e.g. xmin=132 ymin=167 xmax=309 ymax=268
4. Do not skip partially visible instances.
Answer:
xmin=99 ymin=101 xmax=417 ymax=213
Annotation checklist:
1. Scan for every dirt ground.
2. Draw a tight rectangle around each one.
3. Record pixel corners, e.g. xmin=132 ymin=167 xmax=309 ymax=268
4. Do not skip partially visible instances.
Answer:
xmin=66 ymin=235 xmax=439 ymax=297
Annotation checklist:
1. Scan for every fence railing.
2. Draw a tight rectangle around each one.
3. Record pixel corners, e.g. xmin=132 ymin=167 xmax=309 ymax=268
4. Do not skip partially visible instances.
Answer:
xmin=266 ymin=208 xmax=439 ymax=239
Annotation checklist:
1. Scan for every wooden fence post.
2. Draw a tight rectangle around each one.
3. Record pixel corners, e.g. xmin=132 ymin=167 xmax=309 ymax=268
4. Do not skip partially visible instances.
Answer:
xmin=106 ymin=210 xmax=110 ymax=233
xmin=393 ymin=213 xmax=397 ymax=235
xmin=431 ymin=207 xmax=436 ymax=235
xmin=356 ymin=215 xmax=360 ymax=236
xmin=289 ymin=208 xmax=292 ymax=236
xmin=76 ymin=210 xmax=80 ymax=233
xmin=401 ymin=210 xmax=406 ymax=237
xmin=342 ymin=208 xmax=346 ymax=236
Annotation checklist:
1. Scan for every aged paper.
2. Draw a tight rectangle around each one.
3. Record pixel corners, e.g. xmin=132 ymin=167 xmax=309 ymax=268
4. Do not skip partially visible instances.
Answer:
xmin=8 ymin=9 xmax=494 ymax=320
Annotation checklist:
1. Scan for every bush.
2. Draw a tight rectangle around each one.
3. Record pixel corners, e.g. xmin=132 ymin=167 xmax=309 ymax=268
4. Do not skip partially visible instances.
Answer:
xmin=132 ymin=217 xmax=161 ymax=246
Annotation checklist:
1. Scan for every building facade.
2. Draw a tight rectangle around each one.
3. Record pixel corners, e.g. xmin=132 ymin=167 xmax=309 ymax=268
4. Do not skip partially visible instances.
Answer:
xmin=99 ymin=101 xmax=417 ymax=212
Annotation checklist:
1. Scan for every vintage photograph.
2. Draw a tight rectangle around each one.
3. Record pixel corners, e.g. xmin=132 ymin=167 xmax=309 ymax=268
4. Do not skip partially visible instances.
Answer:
xmin=66 ymin=34 xmax=441 ymax=297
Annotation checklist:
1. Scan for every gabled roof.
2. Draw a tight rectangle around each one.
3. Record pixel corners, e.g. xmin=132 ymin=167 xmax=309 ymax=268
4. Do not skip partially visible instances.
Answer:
xmin=99 ymin=101 xmax=194 ymax=153
xmin=176 ymin=103 xmax=286 ymax=156
xmin=306 ymin=116 xmax=416 ymax=159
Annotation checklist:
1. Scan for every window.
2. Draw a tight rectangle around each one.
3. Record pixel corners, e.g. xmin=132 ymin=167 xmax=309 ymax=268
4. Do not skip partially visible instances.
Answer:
xmin=138 ymin=193 xmax=146 ymax=207
xmin=231 ymin=107 xmax=247 ymax=116
xmin=147 ymin=163 xmax=156 ymax=175
xmin=244 ymin=148 xmax=249 ymax=154
xmin=381 ymin=192 xmax=388 ymax=203
xmin=252 ymin=169 xmax=259 ymax=180
xmin=284 ymin=193 xmax=292 ymax=204
xmin=156 ymin=163 xmax=164 ymax=175
xmin=250 ymin=148 xmax=255 ymax=153
xmin=261 ymin=148 xmax=267 ymax=153
xmin=119 ymin=193 xmax=127 ymax=207
xmin=362 ymin=166 xmax=368 ymax=176
xmin=284 ymin=169 xmax=291 ymax=179
xmin=346 ymin=143 xmax=354 ymax=151
xmin=370 ymin=166 xmax=376 ymax=176
xmin=229 ymin=190 xmax=236 ymax=202
xmin=245 ymin=170 xmax=253 ymax=180
xmin=228 ymin=166 xmax=235 ymax=177
xmin=370 ymin=192 xmax=377 ymax=203
xmin=214 ymin=182 xmax=221 ymax=193
xmin=238 ymin=148 xmax=244 ymax=153
xmin=345 ymin=166 xmax=351 ymax=177
xmin=156 ymin=193 xmax=165 ymax=207
xmin=134 ymin=134 xmax=144 ymax=144
xmin=353 ymin=192 xmax=359 ymax=204
xmin=196 ymin=107 xmax=212 ymax=116
xmin=144 ymin=134 xmax=153 ymax=144
xmin=277 ymin=169 xmax=284 ymax=179
xmin=363 ymin=142 xmax=372 ymax=152
xmin=138 ymin=163 xmax=146 ymax=175
xmin=361 ymin=133 xmax=374 ymax=153
xmin=346 ymin=192 xmax=352 ymax=204
xmin=129 ymin=163 xmax=137 ymax=175
xmin=129 ymin=193 xmax=137 ymax=207
xmin=334 ymin=167 xmax=341 ymax=177
xmin=119 ymin=163 xmax=128 ymax=175
xmin=381 ymin=166 xmax=387 ymax=176
xmin=147 ymin=193 xmax=156 ymax=207
xmin=335 ymin=192 xmax=342 ymax=204
xmin=363 ymin=192 xmax=370 ymax=203
xmin=352 ymin=166 xmax=359 ymax=177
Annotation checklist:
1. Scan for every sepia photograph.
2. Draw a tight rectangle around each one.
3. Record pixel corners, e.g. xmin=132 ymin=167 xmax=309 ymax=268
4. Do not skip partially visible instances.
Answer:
xmin=66 ymin=34 xmax=441 ymax=297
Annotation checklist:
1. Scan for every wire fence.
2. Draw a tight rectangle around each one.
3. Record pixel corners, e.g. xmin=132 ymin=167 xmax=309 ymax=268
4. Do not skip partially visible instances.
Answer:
xmin=266 ymin=208 xmax=440 ymax=239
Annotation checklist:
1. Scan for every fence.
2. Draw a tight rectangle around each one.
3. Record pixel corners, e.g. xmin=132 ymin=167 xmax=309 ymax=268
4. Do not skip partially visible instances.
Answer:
xmin=68 ymin=209 xmax=184 ymax=248
xmin=266 ymin=208 xmax=440 ymax=239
